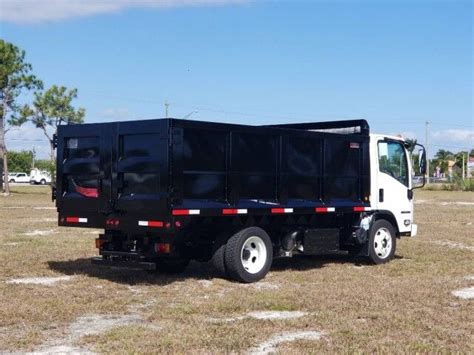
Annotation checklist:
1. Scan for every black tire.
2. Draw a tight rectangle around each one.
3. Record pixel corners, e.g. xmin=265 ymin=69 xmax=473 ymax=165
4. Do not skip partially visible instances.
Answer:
xmin=211 ymin=243 xmax=227 ymax=277
xmin=9 ymin=179 xmax=14 ymax=183
xmin=154 ymin=258 xmax=190 ymax=274
xmin=368 ymin=219 xmax=396 ymax=264
xmin=40 ymin=179 xmax=46 ymax=185
xmin=224 ymin=227 xmax=273 ymax=283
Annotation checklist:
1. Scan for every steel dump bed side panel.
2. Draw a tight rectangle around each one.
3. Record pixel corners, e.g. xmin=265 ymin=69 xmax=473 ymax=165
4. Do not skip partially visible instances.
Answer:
xmin=56 ymin=118 xmax=370 ymax=229
xmin=169 ymin=119 xmax=370 ymax=211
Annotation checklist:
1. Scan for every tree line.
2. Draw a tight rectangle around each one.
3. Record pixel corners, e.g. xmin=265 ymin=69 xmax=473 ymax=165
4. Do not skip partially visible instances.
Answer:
xmin=406 ymin=139 xmax=472 ymax=179
xmin=1 ymin=40 xmax=85 ymax=195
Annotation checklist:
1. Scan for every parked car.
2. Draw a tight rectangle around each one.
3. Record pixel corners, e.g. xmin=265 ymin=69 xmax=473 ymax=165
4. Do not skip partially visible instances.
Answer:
xmin=8 ymin=172 xmax=30 ymax=183
xmin=30 ymin=169 xmax=52 ymax=185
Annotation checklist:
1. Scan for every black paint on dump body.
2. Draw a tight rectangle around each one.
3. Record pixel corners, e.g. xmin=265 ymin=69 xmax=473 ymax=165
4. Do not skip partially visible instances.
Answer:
xmin=56 ymin=118 xmax=370 ymax=229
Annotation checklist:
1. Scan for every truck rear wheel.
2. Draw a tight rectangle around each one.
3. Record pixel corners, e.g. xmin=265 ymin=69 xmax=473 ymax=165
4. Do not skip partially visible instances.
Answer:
xmin=211 ymin=243 xmax=227 ymax=277
xmin=224 ymin=227 xmax=272 ymax=283
xmin=368 ymin=220 xmax=396 ymax=264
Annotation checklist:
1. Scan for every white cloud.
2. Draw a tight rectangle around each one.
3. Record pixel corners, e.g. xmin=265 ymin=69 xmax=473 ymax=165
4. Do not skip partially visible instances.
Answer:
xmin=0 ymin=0 xmax=250 ymax=24
xmin=100 ymin=107 xmax=132 ymax=120
xmin=432 ymin=129 xmax=474 ymax=146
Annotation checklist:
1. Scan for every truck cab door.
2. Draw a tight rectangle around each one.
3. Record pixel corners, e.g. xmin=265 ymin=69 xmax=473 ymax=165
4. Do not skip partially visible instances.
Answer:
xmin=374 ymin=139 xmax=413 ymax=234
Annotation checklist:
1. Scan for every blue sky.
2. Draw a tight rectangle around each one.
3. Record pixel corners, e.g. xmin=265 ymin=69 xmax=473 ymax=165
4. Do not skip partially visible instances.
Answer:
xmin=1 ymin=0 xmax=472 ymax=158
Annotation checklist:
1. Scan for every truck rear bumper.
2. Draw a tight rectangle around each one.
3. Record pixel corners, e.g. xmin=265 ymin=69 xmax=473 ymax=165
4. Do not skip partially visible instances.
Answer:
xmin=91 ymin=256 xmax=156 ymax=271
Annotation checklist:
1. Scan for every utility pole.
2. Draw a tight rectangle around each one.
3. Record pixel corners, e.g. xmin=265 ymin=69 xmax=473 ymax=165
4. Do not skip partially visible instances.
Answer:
xmin=462 ymin=152 xmax=465 ymax=180
xmin=164 ymin=100 xmax=169 ymax=118
xmin=425 ymin=121 xmax=430 ymax=184
xmin=32 ymin=146 xmax=36 ymax=169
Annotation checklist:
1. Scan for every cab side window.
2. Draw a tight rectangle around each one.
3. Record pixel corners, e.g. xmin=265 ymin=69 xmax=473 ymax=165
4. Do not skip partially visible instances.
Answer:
xmin=378 ymin=141 xmax=408 ymax=186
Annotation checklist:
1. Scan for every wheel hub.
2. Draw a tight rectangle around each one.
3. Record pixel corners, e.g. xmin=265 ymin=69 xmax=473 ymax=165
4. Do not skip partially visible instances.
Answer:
xmin=373 ymin=227 xmax=392 ymax=259
xmin=240 ymin=236 xmax=267 ymax=274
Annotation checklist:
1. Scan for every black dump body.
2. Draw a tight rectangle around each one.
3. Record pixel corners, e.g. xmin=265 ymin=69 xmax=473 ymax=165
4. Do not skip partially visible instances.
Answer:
xmin=56 ymin=118 xmax=371 ymax=263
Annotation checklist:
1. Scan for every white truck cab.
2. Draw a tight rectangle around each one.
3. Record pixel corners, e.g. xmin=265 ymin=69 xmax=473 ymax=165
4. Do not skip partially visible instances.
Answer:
xmin=370 ymin=134 xmax=425 ymax=238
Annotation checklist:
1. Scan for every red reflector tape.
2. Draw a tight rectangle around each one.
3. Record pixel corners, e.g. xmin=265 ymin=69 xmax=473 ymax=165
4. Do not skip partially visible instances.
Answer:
xmin=271 ymin=208 xmax=293 ymax=214
xmin=315 ymin=207 xmax=335 ymax=213
xmin=222 ymin=208 xmax=248 ymax=215
xmin=66 ymin=217 xmax=88 ymax=223
xmin=138 ymin=220 xmax=163 ymax=227
xmin=172 ymin=209 xmax=200 ymax=216
xmin=350 ymin=142 xmax=360 ymax=149
xmin=353 ymin=206 xmax=371 ymax=212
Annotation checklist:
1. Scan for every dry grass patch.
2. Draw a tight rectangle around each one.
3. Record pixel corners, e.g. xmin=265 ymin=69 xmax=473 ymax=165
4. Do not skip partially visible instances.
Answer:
xmin=0 ymin=187 xmax=473 ymax=353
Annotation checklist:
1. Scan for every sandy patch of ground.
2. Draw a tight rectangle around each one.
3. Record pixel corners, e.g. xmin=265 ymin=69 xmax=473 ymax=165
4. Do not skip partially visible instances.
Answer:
xmin=28 ymin=344 xmax=94 ymax=354
xmin=414 ymin=200 xmax=474 ymax=206
xmin=29 ymin=314 xmax=143 ymax=355
xmin=208 ymin=310 xmax=308 ymax=323
xmin=431 ymin=240 xmax=474 ymax=252
xmin=240 ymin=281 xmax=280 ymax=290
xmin=249 ymin=330 xmax=322 ymax=355
xmin=37 ymin=218 xmax=57 ymax=222
xmin=247 ymin=311 xmax=309 ymax=320
xmin=22 ymin=229 xmax=56 ymax=236
xmin=439 ymin=201 xmax=474 ymax=206
xmin=451 ymin=287 xmax=474 ymax=300
xmin=6 ymin=276 xmax=74 ymax=286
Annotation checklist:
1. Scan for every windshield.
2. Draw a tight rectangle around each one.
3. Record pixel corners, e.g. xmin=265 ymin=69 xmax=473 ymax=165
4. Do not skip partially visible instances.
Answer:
xmin=378 ymin=140 xmax=408 ymax=186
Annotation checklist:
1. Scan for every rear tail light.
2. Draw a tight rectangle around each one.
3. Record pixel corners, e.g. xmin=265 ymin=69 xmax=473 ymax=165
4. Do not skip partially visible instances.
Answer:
xmin=106 ymin=219 xmax=120 ymax=226
xmin=155 ymin=243 xmax=171 ymax=254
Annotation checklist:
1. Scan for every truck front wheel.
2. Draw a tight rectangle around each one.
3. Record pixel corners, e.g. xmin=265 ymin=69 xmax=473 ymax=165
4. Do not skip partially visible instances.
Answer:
xmin=225 ymin=227 xmax=273 ymax=283
xmin=368 ymin=220 xmax=396 ymax=264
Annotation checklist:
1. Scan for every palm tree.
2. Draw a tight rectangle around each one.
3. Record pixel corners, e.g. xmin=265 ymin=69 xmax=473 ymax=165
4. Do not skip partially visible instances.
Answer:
xmin=434 ymin=149 xmax=454 ymax=175
xmin=405 ymin=138 xmax=417 ymax=153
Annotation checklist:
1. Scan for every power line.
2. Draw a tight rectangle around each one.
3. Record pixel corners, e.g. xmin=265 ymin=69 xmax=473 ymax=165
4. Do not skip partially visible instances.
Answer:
xmin=6 ymin=138 xmax=46 ymax=142
xmin=82 ymin=90 xmax=473 ymax=129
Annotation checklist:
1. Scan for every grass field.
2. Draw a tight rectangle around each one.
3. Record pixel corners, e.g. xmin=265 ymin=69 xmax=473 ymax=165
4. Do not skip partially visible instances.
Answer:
xmin=0 ymin=186 xmax=473 ymax=353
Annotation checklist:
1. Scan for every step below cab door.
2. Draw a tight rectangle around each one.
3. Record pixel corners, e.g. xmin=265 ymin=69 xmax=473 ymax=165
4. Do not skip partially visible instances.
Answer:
xmin=373 ymin=138 xmax=413 ymax=234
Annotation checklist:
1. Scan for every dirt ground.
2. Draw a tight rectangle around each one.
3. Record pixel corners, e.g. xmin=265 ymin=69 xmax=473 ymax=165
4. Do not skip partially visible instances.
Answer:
xmin=0 ymin=186 xmax=473 ymax=353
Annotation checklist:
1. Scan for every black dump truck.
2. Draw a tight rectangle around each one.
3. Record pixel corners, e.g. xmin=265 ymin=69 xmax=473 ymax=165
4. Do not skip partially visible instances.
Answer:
xmin=55 ymin=118 xmax=424 ymax=282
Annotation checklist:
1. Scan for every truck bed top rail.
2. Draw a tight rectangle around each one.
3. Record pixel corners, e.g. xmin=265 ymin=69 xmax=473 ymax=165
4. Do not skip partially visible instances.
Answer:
xmin=263 ymin=119 xmax=370 ymax=135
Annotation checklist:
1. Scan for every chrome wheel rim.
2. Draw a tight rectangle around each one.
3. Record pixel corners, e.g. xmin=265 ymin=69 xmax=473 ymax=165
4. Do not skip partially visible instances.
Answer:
xmin=241 ymin=236 xmax=267 ymax=274
xmin=373 ymin=227 xmax=392 ymax=259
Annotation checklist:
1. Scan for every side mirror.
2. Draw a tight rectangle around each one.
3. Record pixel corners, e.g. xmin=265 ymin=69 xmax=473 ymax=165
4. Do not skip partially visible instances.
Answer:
xmin=419 ymin=148 xmax=427 ymax=175
xmin=412 ymin=144 xmax=427 ymax=189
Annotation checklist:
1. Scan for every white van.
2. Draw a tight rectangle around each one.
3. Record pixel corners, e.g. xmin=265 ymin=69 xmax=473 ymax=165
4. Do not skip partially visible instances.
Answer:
xmin=30 ymin=169 xmax=52 ymax=185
